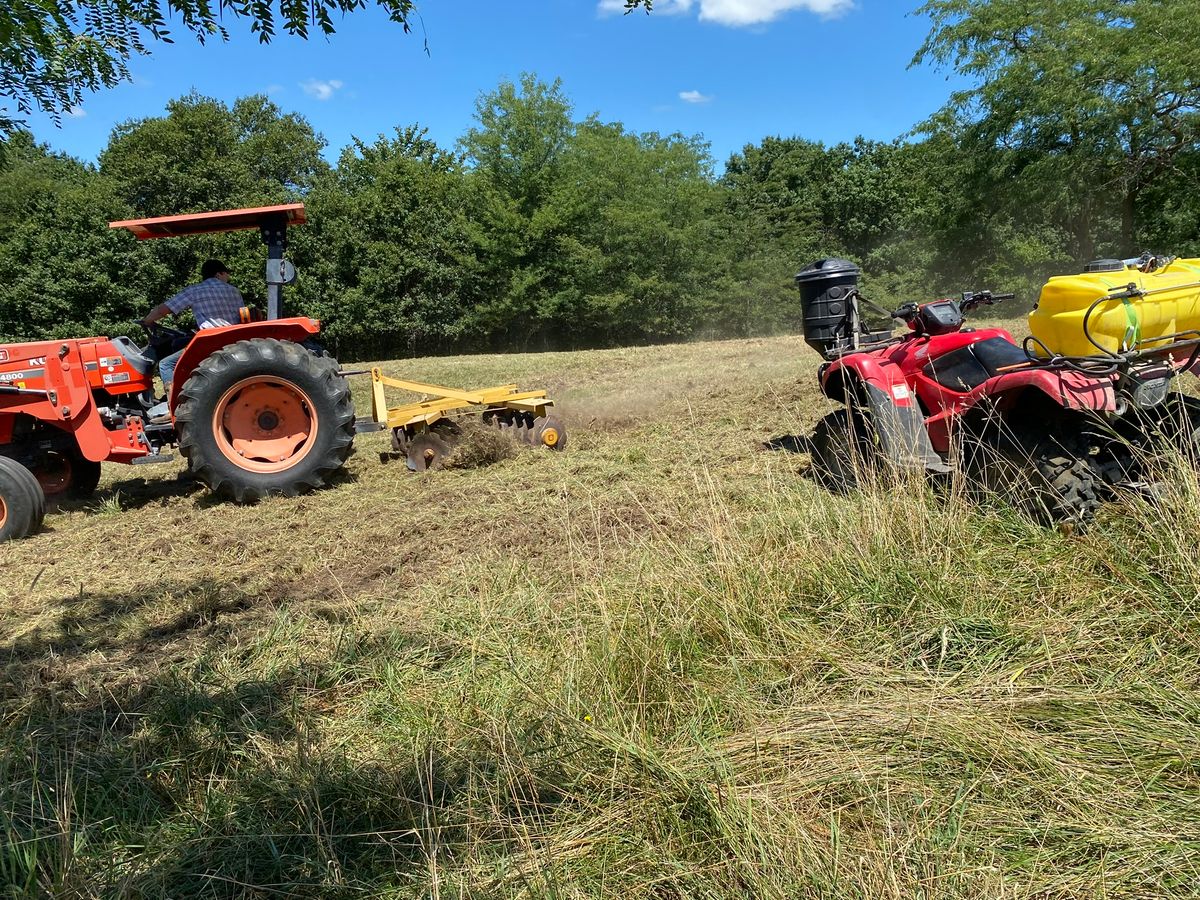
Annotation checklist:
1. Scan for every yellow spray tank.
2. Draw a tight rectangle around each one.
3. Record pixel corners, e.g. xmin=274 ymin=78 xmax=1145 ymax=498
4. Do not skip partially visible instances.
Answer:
xmin=1028 ymin=257 xmax=1200 ymax=358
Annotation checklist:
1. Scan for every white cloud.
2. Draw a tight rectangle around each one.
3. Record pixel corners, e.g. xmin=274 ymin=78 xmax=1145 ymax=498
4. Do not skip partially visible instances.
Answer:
xmin=66 ymin=106 xmax=86 ymax=118
xmin=679 ymin=89 xmax=713 ymax=104
xmin=267 ymin=84 xmax=285 ymax=95
xmin=699 ymin=0 xmax=853 ymax=25
xmin=599 ymin=0 xmax=853 ymax=26
xmin=300 ymin=78 xmax=344 ymax=100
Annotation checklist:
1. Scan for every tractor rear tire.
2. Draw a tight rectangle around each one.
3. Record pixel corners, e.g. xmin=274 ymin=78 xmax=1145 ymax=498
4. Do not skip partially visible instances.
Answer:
xmin=174 ymin=339 xmax=355 ymax=503
xmin=0 ymin=457 xmax=45 ymax=542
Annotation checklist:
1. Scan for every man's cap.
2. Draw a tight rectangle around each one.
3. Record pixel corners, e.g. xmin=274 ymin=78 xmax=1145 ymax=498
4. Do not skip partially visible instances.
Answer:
xmin=200 ymin=259 xmax=230 ymax=279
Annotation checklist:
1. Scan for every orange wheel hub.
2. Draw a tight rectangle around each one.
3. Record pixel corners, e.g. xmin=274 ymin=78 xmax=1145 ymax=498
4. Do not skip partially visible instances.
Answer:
xmin=34 ymin=453 xmax=72 ymax=496
xmin=212 ymin=376 xmax=319 ymax=473
xmin=0 ymin=495 xmax=7 ymax=531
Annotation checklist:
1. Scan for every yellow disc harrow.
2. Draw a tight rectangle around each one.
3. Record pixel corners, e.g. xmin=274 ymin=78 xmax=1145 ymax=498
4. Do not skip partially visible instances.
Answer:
xmin=368 ymin=368 xmax=567 ymax=470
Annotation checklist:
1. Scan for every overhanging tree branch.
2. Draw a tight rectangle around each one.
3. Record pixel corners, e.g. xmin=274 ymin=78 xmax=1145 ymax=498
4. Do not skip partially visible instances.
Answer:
xmin=0 ymin=0 xmax=417 ymax=130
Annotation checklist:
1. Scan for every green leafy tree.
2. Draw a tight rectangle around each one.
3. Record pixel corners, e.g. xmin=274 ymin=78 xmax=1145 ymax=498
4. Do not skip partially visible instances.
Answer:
xmin=0 ymin=132 xmax=171 ymax=342
xmin=292 ymin=126 xmax=478 ymax=360
xmin=462 ymin=74 xmax=575 ymax=217
xmin=718 ymin=136 xmax=941 ymax=322
xmin=98 ymin=92 xmax=329 ymax=312
xmin=541 ymin=120 xmax=723 ymax=345
xmin=100 ymin=92 xmax=327 ymax=215
xmin=915 ymin=0 xmax=1200 ymax=252
xmin=458 ymin=75 xmax=576 ymax=348
xmin=460 ymin=74 xmax=730 ymax=349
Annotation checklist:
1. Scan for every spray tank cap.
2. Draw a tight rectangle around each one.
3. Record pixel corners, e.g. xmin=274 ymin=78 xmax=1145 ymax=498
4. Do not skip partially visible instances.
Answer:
xmin=1083 ymin=259 xmax=1125 ymax=273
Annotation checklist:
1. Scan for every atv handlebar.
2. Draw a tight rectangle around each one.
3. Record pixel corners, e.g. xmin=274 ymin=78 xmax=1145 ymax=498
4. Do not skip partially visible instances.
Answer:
xmin=889 ymin=291 xmax=1013 ymax=320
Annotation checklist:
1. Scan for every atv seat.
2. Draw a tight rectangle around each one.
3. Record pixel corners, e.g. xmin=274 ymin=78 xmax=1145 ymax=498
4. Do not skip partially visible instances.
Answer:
xmin=922 ymin=336 xmax=1032 ymax=392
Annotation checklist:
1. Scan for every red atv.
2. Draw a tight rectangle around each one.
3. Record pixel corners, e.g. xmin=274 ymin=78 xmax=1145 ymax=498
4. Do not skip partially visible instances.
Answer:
xmin=799 ymin=258 xmax=1200 ymax=525
xmin=0 ymin=204 xmax=357 ymax=542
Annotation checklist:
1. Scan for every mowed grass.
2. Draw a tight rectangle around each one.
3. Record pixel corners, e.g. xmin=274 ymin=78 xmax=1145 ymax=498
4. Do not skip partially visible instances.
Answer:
xmin=1 ymin=329 xmax=1198 ymax=898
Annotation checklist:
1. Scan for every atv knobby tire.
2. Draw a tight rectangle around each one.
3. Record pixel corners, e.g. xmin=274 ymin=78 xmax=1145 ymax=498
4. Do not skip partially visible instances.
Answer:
xmin=0 ymin=456 xmax=46 ymax=542
xmin=960 ymin=428 xmax=1100 ymax=528
xmin=809 ymin=409 xmax=882 ymax=493
xmin=175 ymin=339 xmax=354 ymax=503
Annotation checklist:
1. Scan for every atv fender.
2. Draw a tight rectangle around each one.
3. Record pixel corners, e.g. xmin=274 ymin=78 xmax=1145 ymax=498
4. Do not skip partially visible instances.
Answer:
xmin=821 ymin=356 xmax=949 ymax=474
xmin=982 ymin=368 xmax=1117 ymax=412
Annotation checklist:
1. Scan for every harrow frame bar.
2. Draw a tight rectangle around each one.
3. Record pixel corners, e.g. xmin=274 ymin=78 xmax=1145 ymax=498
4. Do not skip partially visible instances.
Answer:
xmin=369 ymin=368 xmax=554 ymax=432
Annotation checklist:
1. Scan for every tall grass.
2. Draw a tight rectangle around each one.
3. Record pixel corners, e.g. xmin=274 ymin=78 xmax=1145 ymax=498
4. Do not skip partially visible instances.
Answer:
xmin=0 ymin=335 xmax=1197 ymax=897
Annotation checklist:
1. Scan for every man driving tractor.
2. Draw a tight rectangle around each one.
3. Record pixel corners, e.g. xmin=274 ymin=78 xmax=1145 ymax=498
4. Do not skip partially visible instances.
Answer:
xmin=142 ymin=259 xmax=244 ymax=418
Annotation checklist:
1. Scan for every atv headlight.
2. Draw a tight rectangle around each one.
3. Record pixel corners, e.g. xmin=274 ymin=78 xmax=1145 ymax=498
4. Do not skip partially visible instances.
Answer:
xmin=1130 ymin=376 xmax=1171 ymax=409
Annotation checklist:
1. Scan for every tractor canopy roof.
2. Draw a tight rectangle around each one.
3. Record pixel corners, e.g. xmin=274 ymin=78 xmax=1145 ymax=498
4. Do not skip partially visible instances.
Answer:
xmin=109 ymin=203 xmax=306 ymax=240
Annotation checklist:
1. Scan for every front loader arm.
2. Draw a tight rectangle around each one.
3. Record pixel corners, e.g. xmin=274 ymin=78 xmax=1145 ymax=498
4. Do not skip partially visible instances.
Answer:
xmin=0 ymin=341 xmax=154 ymax=463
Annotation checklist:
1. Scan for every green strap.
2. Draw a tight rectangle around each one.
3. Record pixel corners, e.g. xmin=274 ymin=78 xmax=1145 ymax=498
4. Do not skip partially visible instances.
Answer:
xmin=1119 ymin=295 xmax=1140 ymax=351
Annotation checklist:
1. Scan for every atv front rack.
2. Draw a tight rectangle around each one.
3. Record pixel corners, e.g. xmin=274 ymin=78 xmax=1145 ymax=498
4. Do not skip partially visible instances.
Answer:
xmin=1024 ymin=329 xmax=1200 ymax=377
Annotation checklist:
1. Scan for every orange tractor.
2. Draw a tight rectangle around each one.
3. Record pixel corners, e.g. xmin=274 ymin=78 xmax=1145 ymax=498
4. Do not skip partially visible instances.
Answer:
xmin=0 ymin=204 xmax=566 ymax=541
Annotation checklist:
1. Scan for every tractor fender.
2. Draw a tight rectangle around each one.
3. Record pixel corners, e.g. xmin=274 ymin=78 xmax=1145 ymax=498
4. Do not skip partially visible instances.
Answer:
xmin=167 ymin=317 xmax=322 ymax=410
xmin=978 ymin=368 xmax=1117 ymax=413
xmin=821 ymin=355 xmax=948 ymax=474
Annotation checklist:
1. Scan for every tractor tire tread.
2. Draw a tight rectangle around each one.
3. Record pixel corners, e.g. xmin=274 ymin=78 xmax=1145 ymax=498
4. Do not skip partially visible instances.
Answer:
xmin=175 ymin=339 xmax=354 ymax=504
xmin=0 ymin=457 xmax=44 ymax=542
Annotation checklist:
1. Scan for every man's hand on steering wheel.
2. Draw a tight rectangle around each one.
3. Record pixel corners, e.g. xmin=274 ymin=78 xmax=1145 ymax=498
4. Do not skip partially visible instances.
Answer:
xmin=140 ymin=321 xmax=195 ymax=361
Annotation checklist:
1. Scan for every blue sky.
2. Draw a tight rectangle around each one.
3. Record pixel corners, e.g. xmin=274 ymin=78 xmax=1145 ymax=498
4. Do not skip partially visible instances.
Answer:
xmin=19 ymin=0 xmax=968 ymax=172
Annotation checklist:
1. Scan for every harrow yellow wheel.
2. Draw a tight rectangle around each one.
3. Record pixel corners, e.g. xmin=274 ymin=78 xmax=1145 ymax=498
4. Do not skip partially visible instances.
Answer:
xmin=534 ymin=416 xmax=567 ymax=451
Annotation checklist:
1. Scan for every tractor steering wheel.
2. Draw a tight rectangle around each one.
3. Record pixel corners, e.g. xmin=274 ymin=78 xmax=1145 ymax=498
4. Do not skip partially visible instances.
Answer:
xmin=140 ymin=322 xmax=195 ymax=360
xmin=140 ymin=322 xmax=190 ymax=343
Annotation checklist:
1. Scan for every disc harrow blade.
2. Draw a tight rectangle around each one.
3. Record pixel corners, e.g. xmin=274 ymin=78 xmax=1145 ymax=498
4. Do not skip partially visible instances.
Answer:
xmin=406 ymin=432 xmax=453 ymax=472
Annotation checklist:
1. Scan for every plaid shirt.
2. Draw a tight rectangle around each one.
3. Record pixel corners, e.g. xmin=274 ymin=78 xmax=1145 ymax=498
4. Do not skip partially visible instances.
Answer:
xmin=165 ymin=277 xmax=244 ymax=328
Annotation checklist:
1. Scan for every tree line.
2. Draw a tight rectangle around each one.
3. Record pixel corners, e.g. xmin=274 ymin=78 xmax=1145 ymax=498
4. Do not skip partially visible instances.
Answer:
xmin=0 ymin=3 xmax=1196 ymax=361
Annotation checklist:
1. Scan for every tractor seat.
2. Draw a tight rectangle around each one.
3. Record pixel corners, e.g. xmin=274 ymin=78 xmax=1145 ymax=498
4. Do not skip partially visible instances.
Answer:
xmin=110 ymin=336 xmax=155 ymax=375
xmin=922 ymin=337 xmax=1032 ymax=392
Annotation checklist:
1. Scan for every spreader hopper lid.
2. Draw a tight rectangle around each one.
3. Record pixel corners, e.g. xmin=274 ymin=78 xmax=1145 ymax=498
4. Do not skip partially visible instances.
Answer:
xmin=109 ymin=203 xmax=306 ymax=240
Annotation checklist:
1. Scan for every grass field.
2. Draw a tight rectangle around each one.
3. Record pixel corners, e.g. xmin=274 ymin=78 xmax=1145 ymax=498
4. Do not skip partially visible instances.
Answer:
xmin=1 ymin=328 xmax=1198 ymax=898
